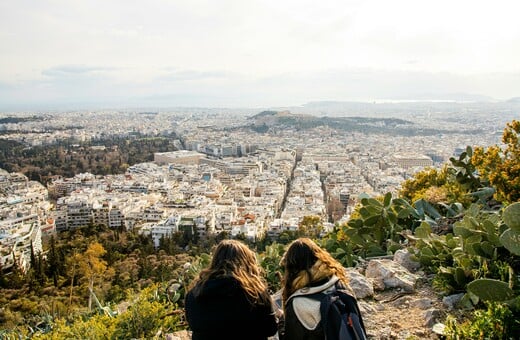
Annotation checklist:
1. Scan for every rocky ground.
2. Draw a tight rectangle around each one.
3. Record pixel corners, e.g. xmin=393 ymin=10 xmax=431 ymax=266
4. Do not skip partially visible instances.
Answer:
xmin=169 ymin=250 xmax=457 ymax=340
xmin=345 ymin=252 xmax=451 ymax=340
xmin=361 ymin=282 xmax=445 ymax=339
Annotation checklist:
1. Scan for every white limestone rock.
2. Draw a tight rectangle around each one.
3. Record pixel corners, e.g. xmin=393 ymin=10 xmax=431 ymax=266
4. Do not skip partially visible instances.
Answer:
xmin=393 ymin=249 xmax=421 ymax=272
xmin=345 ymin=268 xmax=375 ymax=299
xmin=365 ymin=259 xmax=418 ymax=292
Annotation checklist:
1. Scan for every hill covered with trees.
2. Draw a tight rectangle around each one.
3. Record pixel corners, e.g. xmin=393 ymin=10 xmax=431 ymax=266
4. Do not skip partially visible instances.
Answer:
xmin=0 ymin=133 xmax=178 ymax=184
xmin=247 ymin=110 xmax=484 ymax=136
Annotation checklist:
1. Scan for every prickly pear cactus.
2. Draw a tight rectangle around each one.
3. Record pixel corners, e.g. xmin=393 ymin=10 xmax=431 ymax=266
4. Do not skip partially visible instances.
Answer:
xmin=467 ymin=278 xmax=514 ymax=302
xmin=500 ymin=229 xmax=520 ymax=256
xmin=500 ymin=202 xmax=520 ymax=256
xmin=503 ymin=202 xmax=520 ymax=232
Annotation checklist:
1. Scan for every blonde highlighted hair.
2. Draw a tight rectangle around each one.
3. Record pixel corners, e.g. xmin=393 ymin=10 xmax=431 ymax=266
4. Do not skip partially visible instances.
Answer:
xmin=280 ymin=238 xmax=349 ymax=305
xmin=190 ymin=239 xmax=271 ymax=306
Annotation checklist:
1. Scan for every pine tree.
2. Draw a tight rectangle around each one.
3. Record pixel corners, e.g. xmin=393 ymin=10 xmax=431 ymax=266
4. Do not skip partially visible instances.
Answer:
xmin=46 ymin=235 xmax=63 ymax=287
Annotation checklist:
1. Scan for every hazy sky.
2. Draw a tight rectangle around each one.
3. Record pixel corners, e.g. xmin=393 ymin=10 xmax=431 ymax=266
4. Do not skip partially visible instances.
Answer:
xmin=1 ymin=0 xmax=519 ymax=109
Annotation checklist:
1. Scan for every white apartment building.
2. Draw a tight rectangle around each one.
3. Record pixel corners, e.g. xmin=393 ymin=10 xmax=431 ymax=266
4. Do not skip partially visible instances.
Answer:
xmin=154 ymin=150 xmax=205 ymax=165
xmin=48 ymin=177 xmax=82 ymax=197
xmin=92 ymin=202 xmax=110 ymax=226
xmin=0 ymin=214 xmax=42 ymax=272
xmin=149 ymin=215 xmax=181 ymax=248
xmin=142 ymin=206 xmax=165 ymax=222
xmin=108 ymin=206 xmax=124 ymax=229
xmin=393 ymin=153 xmax=433 ymax=169
xmin=65 ymin=200 xmax=92 ymax=230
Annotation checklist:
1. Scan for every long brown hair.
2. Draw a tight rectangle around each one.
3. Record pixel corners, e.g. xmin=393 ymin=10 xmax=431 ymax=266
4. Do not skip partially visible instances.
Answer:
xmin=280 ymin=238 xmax=349 ymax=305
xmin=190 ymin=239 xmax=271 ymax=305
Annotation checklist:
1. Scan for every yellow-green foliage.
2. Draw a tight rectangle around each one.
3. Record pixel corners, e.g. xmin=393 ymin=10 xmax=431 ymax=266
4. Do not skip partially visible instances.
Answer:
xmin=400 ymin=167 xmax=445 ymax=201
xmin=31 ymin=285 xmax=182 ymax=339
xmin=445 ymin=302 xmax=518 ymax=340
xmin=298 ymin=215 xmax=323 ymax=238
xmin=113 ymin=286 xmax=182 ymax=339
xmin=32 ymin=315 xmax=116 ymax=340
xmin=400 ymin=166 xmax=471 ymax=206
xmin=472 ymin=120 xmax=520 ymax=203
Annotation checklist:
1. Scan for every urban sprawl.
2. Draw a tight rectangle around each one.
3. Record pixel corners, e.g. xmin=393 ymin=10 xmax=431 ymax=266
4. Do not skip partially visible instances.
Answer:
xmin=1 ymin=104 xmax=515 ymax=273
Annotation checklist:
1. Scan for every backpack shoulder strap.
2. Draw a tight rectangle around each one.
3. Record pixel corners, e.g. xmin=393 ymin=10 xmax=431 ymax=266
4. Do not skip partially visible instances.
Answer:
xmin=334 ymin=289 xmax=367 ymax=335
xmin=334 ymin=288 xmax=367 ymax=340
xmin=318 ymin=285 xmax=367 ymax=340
xmin=318 ymin=291 xmax=333 ymax=336
xmin=318 ymin=289 xmax=352 ymax=340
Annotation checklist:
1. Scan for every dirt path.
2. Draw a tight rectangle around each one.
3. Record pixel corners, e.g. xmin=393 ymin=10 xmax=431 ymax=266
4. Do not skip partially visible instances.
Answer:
xmin=361 ymin=281 xmax=444 ymax=339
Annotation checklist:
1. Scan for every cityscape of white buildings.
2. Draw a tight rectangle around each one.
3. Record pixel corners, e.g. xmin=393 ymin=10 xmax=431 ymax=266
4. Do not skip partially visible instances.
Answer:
xmin=1 ymin=105 xmax=516 ymax=272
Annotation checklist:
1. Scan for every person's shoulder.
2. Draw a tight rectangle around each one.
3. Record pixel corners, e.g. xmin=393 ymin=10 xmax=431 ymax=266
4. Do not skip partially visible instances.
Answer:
xmin=190 ymin=276 xmax=243 ymax=299
xmin=334 ymin=280 xmax=356 ymax=298
xmin=289 ymin=276 xmax=339 ymax=300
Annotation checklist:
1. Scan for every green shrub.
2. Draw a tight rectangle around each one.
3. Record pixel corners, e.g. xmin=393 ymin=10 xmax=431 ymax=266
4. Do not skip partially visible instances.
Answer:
xmin=445 ymin=302 xmax=519 ymax=340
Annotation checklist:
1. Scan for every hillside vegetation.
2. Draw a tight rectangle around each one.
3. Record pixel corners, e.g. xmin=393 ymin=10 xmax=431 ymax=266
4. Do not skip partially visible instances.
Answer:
xmin=0 ymin=120 xmax=519 ymax=339
xmin=248 ymin=110 xmax=483 ymax=136
xmin=0 ymin=133 xmax=178 ymax=184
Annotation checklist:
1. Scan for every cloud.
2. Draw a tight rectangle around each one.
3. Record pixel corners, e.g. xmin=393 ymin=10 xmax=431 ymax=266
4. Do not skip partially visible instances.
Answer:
xmin=157 ymin=70 xmax=234 ymax=82
xmin=1 ymin=64 xmax=518 ymax=110
xmin=41 ymin=65 xmax=115 ymax=77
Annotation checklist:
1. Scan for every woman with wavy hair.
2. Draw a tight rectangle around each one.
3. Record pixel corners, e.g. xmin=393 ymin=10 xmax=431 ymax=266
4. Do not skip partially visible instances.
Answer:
xmin=185 ymin=239 xmax=278 ymax=340
xmin=280 ymin=237 xmax=363 ymax=340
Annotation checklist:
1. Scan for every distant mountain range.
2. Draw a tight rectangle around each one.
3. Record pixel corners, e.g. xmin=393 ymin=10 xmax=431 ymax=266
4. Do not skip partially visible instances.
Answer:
xmin=261 ymin=96 xmax=520 ymax=118
xmin=390 ymin=92 xmax=496 ymax=102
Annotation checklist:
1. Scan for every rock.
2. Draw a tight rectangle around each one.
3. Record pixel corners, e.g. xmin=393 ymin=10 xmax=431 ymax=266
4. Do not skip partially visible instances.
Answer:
xmin=432 ymin=323 xmax=446 ymax=335
xmin=370 ymin=277 xmax=386 ymax=291
xmin=393 ymin=249 xmax=420 ymax=272
xmin=411 ymin=298 xmax=434 ymax=310
xmin=442 ymin=293 xmax=464 ymax=310
xmin=397 ymin=329 xmax=414 ymax=339
xmin=365 ymin=259 xmax=418 ymax=292
xmin=358 ymin=301 xmax=378 ymax=315
xmin=390 ymin=295 xmax=412 ymax=308
xmin=423 ymin=308 xmax=441 ymax=327
xmin=166 ymin=330 xmax=191 ymax=340
xmin=345 ymin=268 xmax=374 ymax=299
xmin=414 ymin=329 xmax=428 ymax=337
xmin=374 ymin=303 xmax=385 ymax=312
xmin=373 ymin=326 xmax=392 ymax=339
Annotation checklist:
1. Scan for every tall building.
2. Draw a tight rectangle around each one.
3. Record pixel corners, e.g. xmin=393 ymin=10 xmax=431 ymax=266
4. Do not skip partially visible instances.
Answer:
xmin=66 ymin=200 xmax=92 ymax=229
xmin=154 ymin=151 xmax=205 ymax=165
xmin=393 ymin=153 xmax=433 ymax=169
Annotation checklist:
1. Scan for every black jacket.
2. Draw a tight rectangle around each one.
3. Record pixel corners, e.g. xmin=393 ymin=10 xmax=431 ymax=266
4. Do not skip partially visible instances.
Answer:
xmin=185 ymin=276 xmax=278 ymax=340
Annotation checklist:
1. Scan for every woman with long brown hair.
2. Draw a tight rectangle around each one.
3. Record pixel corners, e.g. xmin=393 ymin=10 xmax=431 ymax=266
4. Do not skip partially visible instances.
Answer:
xmin=280 ymin=237 xmax=364 ymax=340
xmin=185 ymin=239 xmax=278 ymax=340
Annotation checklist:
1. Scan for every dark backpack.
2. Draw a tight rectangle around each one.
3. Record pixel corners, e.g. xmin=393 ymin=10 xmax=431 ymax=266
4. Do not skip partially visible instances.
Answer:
xmin=315 ymin=287 xmax=367 ymax=340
